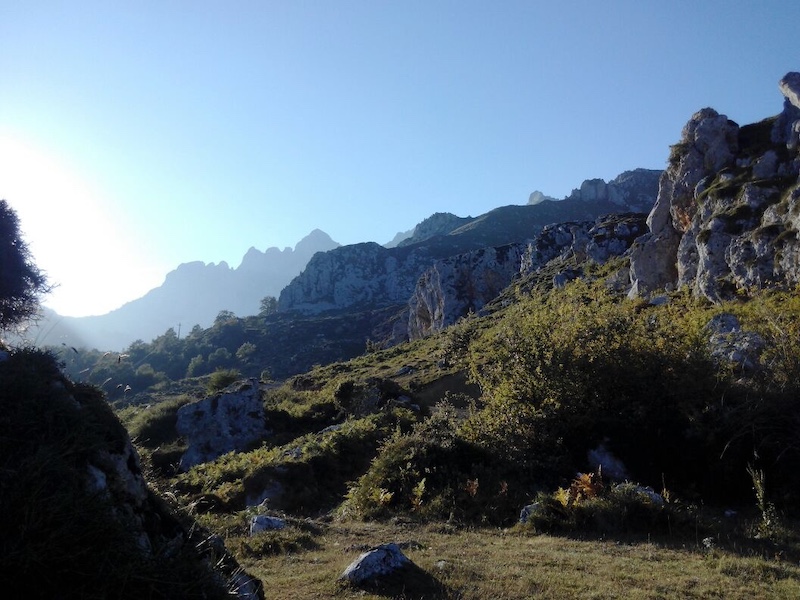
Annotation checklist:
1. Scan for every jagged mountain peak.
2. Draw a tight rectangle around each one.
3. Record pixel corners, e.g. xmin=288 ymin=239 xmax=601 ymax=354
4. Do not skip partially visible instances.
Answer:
xmin=295 ymin=228 xmax=338 ymax=253
xmin=32 ymin=229 xmax=340 ymax=350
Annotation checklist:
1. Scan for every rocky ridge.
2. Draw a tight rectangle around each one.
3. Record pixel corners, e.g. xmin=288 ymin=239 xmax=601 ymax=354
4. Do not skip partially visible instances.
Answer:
xmin=31 ymin=229 xmax=340 ymax=350
xmin=629 ymin=73 xmax=800 ymax=301
xmin=279 ymin=170 xmax=660 ymax=318
xmin=563 ymin=168 xmax=662 ymax=213
xmin=405 ymin=213 xmax=649 ymax=340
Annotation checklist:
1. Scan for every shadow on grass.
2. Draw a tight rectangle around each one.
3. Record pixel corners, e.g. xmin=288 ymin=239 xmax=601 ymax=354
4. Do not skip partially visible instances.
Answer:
xmin=342 ymin=563 xmax=452 ymax=599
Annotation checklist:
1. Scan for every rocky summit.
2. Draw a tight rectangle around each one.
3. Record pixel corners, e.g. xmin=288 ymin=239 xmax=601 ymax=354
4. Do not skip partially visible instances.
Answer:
xmin=629 ymin=72 xmax=800 ymax=301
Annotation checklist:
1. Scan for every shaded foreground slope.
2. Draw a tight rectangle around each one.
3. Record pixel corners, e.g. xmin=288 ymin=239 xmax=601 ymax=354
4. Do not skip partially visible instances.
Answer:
xmin=0 ymin=348 xmax=260 ymax=599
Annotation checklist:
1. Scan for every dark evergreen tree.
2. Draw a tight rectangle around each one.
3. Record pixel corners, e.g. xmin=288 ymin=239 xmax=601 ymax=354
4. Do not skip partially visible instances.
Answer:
xmin=0 ymin=199 xmax=49 ymax=329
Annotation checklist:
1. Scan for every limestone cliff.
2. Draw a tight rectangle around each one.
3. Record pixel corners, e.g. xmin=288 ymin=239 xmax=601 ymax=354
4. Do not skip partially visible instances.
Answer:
xmin=279 ymin=170 xmax=660 ymax=317
xmin=564 ymin=168 xmax=661 ymax=213
xmin=629 ymin=73 xmax=800 ymax=301
xmin=405 ymin=213 xmax=648 ymax=340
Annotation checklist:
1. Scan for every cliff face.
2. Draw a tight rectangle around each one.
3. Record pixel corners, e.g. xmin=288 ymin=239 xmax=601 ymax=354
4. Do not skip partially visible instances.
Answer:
xmin=406 ymin=244 xmax=527 ymax=340
xmin=564 ymin=168 xmax=661 ymax=213
xmin=277 ymin=242 xmax=434 ymax=314
xmin=629 ymin=73 xmax=800 ymax=301
xmin=279 ymin=170 xmax=660 ymax=317
xmin=405 ymin=213 xmax=648 ymax=340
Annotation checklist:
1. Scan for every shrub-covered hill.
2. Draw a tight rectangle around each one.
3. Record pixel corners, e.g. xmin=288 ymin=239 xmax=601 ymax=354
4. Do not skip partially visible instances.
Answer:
xmin=50 ymin=304 xmax=404 ymax=404
xmin=123 ymin=268 xmax=800 ymax=535
xmin=0 ymin=348 xmax=262 ymax=599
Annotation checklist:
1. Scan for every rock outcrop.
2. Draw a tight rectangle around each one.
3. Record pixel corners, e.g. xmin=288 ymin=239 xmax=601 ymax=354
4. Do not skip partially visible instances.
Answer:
xmin=396 ymin=212 xmax=475 ymax=247
xmin=565 ymin=168 xmax=661 ymax=213
xmin=705 ymin=312 xmax=765 ymax=374
xmin=629 ymin=73 xmax=800 ymax=301
xmin=176 ymin=379 xmax=269 ymax=471
xmin=405 ymin=213 xmax=648 ymax=340
xmin=528 ymin=190 xmax=558 ymax=205
xmin=407 ymin=244 xmax=526 ymax=339
xmin=278 ymin=242 xmax=435 ymax=314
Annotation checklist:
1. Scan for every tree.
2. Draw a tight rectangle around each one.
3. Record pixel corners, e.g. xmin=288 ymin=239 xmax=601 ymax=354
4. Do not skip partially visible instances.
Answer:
xmin=214 ymin=310 xmax=236 ymax=326
xmin=0 ymin=200 xmax=49 ymax=329
xmin=235 ymin=342 xmax=257 ymax=362
xmin=259 ymin=295 xmax=278 ymax=316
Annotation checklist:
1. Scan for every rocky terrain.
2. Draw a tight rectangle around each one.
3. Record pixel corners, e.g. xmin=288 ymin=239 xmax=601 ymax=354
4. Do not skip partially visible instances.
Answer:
xmin=8 ymin=73 xmax=800 ymax=600
xmin=278 ymin=169 xmax=660 ymax=321
xmin=629 ymin=73 xmax=800 ymax=301
xmin=405 ymin=213 xmax=648 ymax=340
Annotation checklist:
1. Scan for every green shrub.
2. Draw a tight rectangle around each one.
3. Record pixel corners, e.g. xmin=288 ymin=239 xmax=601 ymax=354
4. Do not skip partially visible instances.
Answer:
xmin=520 ymin=472 xmax=698 ymax=537
xmin=178 ymin=409 xmax=416 ymax=515
xmin=120 ymin=394 xmax=194 ymax=449
xmin=341 ymin=402 xmax=524 ymax=524
xmin=207 ymin=368 xmax=241 ymax=393
xmin=462 ymin=282 xmax=720 ymax=491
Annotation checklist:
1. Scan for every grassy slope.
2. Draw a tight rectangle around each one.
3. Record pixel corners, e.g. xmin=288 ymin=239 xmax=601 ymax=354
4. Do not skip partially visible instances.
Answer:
xmin=118 ymin=267 xmax=800 ymax=598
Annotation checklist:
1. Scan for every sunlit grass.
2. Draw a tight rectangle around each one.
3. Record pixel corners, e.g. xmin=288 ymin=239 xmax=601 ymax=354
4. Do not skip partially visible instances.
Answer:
xmin=212 ymin=519 xmax=800 ymax=599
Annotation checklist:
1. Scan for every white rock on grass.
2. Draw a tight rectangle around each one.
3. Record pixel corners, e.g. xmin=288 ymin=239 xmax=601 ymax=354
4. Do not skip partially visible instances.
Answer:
xmin=339 ymin=543 xmax=411 ymax=585
xmin=249 ymin=515 xmax=286 ymax=535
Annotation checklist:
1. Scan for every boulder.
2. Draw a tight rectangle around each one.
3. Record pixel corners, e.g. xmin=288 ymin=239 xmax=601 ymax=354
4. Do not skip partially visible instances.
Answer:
xmin=176 ymin=379 xmax=269 ymax=471
xmin=705 ymin=313 xmax=765 ymax=374
xmin=519 ymin=502 xmax=542 ymax=524
xmin=587 ymin=443 xmax=630 ymax=481
xmin=339 ymin=543 xmax=412 ymax=585
xmin=249 ymin=515 xmax=286 ymax=535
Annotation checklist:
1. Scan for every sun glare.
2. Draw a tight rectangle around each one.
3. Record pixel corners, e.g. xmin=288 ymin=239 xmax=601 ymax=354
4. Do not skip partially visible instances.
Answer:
xmin=0 ymin=135 xmax=163 ymax=316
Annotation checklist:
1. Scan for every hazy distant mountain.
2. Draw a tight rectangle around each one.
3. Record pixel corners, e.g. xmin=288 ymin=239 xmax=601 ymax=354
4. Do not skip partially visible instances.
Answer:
xmin=31 ymin=229 xmax=339 ymax=350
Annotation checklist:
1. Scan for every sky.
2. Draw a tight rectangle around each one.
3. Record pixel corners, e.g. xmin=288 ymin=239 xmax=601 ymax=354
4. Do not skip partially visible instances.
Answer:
xmin=1 ymin=1 xmax=798 ymax=317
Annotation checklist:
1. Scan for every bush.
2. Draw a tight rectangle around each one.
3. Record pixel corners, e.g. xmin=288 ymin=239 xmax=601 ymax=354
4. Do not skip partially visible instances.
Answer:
xmin=341 ymin=402 xmax=524 ymax=524
xmin=207 ymin=368 xmax=240 ymax=393
xmin=178 ymin=409 xmax=416 ymax=515
xmin=520 ymin=473 xmax=693 ymax=536
xmin=461 ymin=281 xmax=729 ymax=498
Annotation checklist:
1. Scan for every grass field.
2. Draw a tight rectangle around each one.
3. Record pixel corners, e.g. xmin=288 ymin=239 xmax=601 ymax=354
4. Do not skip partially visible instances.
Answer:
xmin=206 ymin=517 xmax=800 ymax=599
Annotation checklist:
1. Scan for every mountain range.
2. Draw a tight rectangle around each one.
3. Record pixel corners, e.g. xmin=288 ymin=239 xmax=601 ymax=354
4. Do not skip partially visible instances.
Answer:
xmin=29 ymin=169 xmax=660 ymax=351
xmin=30 ymin=229 xmax=340 ymax=350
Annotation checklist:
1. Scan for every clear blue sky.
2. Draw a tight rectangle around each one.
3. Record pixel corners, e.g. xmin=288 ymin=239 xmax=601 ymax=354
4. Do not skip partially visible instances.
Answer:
xmin=1 ymin=1 xmax=798 ymax=316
